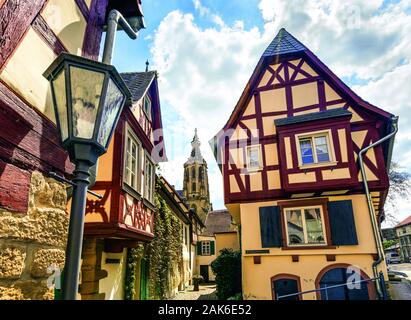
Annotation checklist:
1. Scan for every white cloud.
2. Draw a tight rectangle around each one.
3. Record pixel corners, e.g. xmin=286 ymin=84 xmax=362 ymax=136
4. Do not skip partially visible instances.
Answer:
xmin=258 ymin=0 xmax=411 ymax=80
xmin=151 ymin=1 xmax=411 ymax=212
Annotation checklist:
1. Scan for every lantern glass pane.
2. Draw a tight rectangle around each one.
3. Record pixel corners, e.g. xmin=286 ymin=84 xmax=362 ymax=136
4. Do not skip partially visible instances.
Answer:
xmin=70 ymin=66 xmax=104 ymax=139
xmin=97 ymin=78 xmax=124 ymax=147
xmin=52 ymin=70 xmax=68 ymax=141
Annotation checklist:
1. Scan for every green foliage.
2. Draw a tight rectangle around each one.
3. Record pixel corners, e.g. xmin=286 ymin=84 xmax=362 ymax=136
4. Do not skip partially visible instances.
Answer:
xmin=227 ymin=293 xmax=243 ymax=300
xmin=383 ymin=239 xmax=398 ymax=249
xmin=145 ymin=193 xmax=183 ymax=299
xmin=211 ymin=249 xmax=242 ymax=300
xmin=124 ymin=244 xmax=145 ymax=300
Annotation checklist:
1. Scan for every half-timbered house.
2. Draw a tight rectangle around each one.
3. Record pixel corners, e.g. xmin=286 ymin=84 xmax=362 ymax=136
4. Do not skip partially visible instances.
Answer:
xmin=80 ymin=70 xmax=167 ymax=299
xmin=212 ymin=28 xmax=397 ymax=300
xmin=0 ymin=0 xmax=144 ymax=300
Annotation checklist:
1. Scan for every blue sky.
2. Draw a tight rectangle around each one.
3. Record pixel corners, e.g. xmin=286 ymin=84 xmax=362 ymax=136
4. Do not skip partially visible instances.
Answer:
xmin=110 ymin=0 xmax=411 ymax=226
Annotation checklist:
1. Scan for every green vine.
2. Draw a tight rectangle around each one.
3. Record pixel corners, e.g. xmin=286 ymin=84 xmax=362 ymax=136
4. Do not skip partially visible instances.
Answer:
xmin=123 ymin=187 xmax=183 ymax=300
xmin=146 ymin=192 xmax=183 ymax=299
xmin=124 ymin=244 xmax=145 ymax=300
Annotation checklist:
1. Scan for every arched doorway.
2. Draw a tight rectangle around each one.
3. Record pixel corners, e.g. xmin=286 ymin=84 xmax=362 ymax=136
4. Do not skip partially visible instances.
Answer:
xmin=315 ymin=264 xmax=376 ymax=300
xmin=271 ymin=274 xmax=301 ymax=300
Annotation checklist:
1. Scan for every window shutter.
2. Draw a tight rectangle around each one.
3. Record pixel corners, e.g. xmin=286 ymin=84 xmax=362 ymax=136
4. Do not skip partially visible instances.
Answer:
xmin=259 ymin=206 xmax=282 ymax=248
xmin=210 ymin=241 xmax=215 ymax=255
xmin=327 ymin=200 xmax=358 ymax=245
xmin=197 ymin=242 xmax=202 ymax=255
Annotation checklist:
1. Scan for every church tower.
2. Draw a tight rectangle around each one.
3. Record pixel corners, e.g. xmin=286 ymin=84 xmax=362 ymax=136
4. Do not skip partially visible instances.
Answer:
xmin=183 ymin=129 xmax=212 ymax=222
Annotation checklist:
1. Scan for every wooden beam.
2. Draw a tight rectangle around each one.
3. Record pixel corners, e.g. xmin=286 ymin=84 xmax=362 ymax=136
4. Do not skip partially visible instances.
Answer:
xmin=0 ymin=0 xmax=47 ymax=70
xmin=75 ymin=0 xmax=90 ymax=21
xmin=32 ymin=14 xmax=67 ymax=56
xmin=82 ymin=0 xmax=108 ymax=60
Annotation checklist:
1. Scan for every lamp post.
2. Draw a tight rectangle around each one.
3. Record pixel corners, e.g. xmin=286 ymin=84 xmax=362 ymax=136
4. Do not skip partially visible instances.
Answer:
xmin=43 ymin=53 xmax=131 ymax=300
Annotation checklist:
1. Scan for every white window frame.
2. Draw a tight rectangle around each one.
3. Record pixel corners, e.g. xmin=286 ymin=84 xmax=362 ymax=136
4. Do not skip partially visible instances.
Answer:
xmin=143 ymin=95 xmax=152 ymax=121
xmin=201 ymin=241 xmax=211 ymax=255
xmin=284 ymin=205 xmax=327 ymax=247
xmin=295 ymin=130 xmax=336 ymax=168
xmin=123 ymin=124 xmax=142 ymax=194
xmin=246 ymin=145 xmax=262 ymax=171
xmin=144 ymin=153 xmax=155 ymax=203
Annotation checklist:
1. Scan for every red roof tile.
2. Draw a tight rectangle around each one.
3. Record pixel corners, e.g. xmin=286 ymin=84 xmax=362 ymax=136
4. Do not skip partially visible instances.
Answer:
xmin=396 ymin=215 xmax=411 ymax=227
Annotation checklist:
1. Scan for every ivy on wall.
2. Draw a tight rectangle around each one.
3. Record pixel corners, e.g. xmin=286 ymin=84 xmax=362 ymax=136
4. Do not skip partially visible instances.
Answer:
xmin=124 ymin=244 xmax=145 ymax=300
xmin=146 ymin=193 xmax=183 ymax=299
xmin=123 ymin=188 xmax=184 ymax=300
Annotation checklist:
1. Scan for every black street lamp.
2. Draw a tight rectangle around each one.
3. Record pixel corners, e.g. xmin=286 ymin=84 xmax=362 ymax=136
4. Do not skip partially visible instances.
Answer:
xmin=43 ymin=53 xmax=131 ymax=300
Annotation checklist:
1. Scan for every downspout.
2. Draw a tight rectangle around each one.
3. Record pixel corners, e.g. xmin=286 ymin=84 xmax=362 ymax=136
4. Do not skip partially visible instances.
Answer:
xmin=102 ymin=9 xmax=145 ymax=65
xmin=358 ymin=116 xmax=398 ymax=298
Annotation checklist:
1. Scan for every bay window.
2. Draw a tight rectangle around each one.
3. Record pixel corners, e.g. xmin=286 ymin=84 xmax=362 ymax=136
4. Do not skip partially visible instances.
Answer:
xmin=124 ymin=125 xmax=141 ymax=193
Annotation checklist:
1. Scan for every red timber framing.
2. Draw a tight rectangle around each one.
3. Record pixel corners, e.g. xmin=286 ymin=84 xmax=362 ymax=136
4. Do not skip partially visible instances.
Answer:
xmin=0 ymin=0 xmax=114 ymax=214
xmin=219 ymin=49 xmax=392 ymax=208
xmin=84 ymin=106 xmax=156 ymax=242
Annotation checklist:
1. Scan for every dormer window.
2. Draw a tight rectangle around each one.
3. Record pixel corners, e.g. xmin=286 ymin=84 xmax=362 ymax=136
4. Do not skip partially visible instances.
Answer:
xmin=143 ymin=95 xmax=152 ymax=121
xmin=296 ymin=131 xmax=334 ymax=167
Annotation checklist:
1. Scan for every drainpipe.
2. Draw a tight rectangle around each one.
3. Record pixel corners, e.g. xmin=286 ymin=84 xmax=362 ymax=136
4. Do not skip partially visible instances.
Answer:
xmin=358 ymin=116 xmax=398 ymax=298
xmin=102 ymin=9 xmax=145 ymax=65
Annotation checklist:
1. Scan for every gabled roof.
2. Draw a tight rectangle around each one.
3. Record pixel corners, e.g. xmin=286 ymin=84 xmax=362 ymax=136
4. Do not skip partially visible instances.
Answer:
xmin=202 ymin=209 xmax=236 ymax=236
xmin=120 ymin=71 xmax=156 ymax=102
xmin=219 ymin=28 xmax=393 ymax=134
xmin=275 ymin=108 xmax=352 ymax=127
xmin=263 ymin=28 xmax=307 ymax=57
xmin=396 ymin=215 xmax=411 ymax=228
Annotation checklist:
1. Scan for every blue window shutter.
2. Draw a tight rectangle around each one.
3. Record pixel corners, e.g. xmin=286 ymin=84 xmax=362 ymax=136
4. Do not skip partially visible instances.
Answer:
xmin=259 ymin=206 xmax=282 ymax=248
xmin=197 ymin=242 xmax=202 ymax=255
xmin=327 ymin=200 xmax=358 ymax=245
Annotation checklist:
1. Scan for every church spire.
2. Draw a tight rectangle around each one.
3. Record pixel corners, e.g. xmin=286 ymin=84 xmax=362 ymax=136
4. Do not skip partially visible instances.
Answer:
xmin=187 ymin=128 xmax=204 ymax=164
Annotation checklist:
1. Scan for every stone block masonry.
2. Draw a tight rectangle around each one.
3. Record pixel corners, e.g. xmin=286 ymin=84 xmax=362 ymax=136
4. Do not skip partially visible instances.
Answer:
xmin=0 ymin=171 xmax=69 ymax=300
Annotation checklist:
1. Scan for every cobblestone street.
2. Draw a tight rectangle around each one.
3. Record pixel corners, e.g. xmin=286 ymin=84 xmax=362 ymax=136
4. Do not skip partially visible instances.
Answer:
xmin=171 ymin=284 xmax=218 ymax=300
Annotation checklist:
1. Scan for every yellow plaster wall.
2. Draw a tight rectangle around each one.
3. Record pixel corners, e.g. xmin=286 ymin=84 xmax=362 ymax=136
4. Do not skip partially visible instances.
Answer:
xmin=41 ymin=0 xmax=87 ymax=55
xmin=0 ymin=28 xmax=57 ymax=121
xmin=243 ymin=98 xmax=255 ymax=116
xmin=288 ymin=172 xmax=316 ymax=184
xmin=242 ymin=254 xmax=376 ymax=300
xmin=99 ymin=249 xmax=127 ymax=300
xmin=292 ymin=82 xmax=319 ymax=108
xmin=216 ymin=232 xmax=240 ymax=254
xmin=324 ymin=83 xmax=341 ymax=102
xmin=267 ymin=170 xmax=281 ymax=190
xmin=264 ymin=143 xmax=278 ymax=166
xmin=338 ymin=129 xmax=348 ymax=162
xmin=321 ymin=167 xmax=351 ymax=180
xmin=260 ymin=88 xmax=287 ymax=113
xmin=238 ymin=194 xmax=385 ymax=300
xmin=249 ymin=172 xmax=263 ymax=192
xmin=196 ymin=236 xmax=216 ymax=281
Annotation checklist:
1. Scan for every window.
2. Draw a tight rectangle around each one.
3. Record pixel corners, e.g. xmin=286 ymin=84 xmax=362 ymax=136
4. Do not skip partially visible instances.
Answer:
xmin=144 ymin=155 xmax=155 ymax=202
xmin=298 ymin=133 xmax=331 ymax=165
xmin=285 ymin=206 xmax=326 ymax=246
xmin=124 ymin=126 xmax=141 ymax=192
xmin=246 ymin=145 xmax=261 ymax=170
xmin=143 ymin=95 xmax=152 ymax=120
xmin=192 ymin=182 xmax=196 ymax=192
xmin=201 ymin=241 xmax=211 ymax=255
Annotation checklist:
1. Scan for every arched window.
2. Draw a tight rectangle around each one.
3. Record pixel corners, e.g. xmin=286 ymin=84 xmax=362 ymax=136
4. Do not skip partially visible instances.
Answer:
xmin=192 ymin=182 xmax=196 ymax=193
xmin=191 ymin=167 xmax=196 ymax=179
xmin=271 ymin=274 xmax=301 ymax=300
xmin=315 ymin=264 xmax=375 ymax=300
xmin=199 ymin=167 xmax=204 ymax=180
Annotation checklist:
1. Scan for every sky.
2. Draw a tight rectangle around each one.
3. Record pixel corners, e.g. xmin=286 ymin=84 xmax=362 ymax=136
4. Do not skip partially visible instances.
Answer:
xmin=110 ymin=0 xmax=411 ymax=227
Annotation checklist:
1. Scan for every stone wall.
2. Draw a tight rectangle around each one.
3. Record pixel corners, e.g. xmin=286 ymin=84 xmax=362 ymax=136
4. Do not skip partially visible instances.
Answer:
xmin=0 ymin=171 xmax=68 ymax=300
